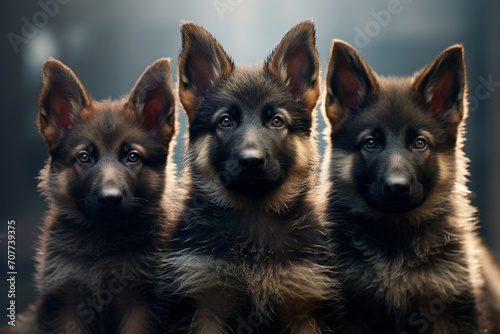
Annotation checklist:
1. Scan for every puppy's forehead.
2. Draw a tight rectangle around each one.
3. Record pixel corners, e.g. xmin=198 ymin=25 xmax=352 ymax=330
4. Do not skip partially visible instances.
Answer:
xmin=216 ymin=67 xmax=292 ymax=105
xmin=357 ymin=79 xmax=436 ymax=134
xmin=74 ymin=105 xmax=147 ymax=151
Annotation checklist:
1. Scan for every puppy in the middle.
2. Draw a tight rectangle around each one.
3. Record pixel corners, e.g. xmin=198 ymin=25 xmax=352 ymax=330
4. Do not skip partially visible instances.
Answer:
xmin=158 ymin=21 xmax=339 ymax=333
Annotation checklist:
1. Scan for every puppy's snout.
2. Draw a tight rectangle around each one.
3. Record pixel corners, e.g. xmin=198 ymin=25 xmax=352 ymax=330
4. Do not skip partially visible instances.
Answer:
xmin=238 ymin=149 xmax=266 ymax=170
xmin=383 ymin=175 xmax=411 ymax=197
xmin=97 ymin=187 xmax=123 ymax=209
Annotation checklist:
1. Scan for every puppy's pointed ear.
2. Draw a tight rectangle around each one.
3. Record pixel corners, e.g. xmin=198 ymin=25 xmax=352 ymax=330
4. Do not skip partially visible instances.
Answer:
xmin=178 ymin=22 xmax=234 ymax=120
xmin=38 ymin=59 xmax=91 ymax=150
xmin=265 ymin=20 xmax=320 ymax=113
xmin=324 ymin=40 xmax=378 ymax=130
xmin=413 ymin=45 xmax=466 ymax=129
xmin=128 ymin=58 xmax=176 ymax=150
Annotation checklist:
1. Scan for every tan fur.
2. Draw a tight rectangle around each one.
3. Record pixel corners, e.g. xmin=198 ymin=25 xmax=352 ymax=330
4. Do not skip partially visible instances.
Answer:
xmin=327 ymin=139 xmax=458 ymax=227
xmin=188 ymin=129 xmax=319 ymax=215
xmin=120 ymin=304 xmax=150 ymax=334
xmin=56 ymin=310 xmax=89 ymax=334
xmin=190 ymin=308 xmax=229 ymax=334
xmin=168 ymin=253 xmax=333 ymax=318
xmin=280 ymin=300 xmax=323 ymax=334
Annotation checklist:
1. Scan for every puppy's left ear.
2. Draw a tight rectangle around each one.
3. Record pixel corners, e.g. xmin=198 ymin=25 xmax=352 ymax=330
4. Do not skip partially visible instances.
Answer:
xmin=128 ymin=58 xmax=176 ymax=150
xmin=265 ymin=20 xmax=320 ymax=113
xmin=413 ymin=45 xmax=466 ymax=129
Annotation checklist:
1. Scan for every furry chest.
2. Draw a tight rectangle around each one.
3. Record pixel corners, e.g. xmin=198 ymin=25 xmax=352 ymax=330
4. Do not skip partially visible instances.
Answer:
xmin=171 ymin=253 xmax=332 ymax=314
xmin=40 ymin=252 xmax=147 ymax=295
xmin=344 ymin=249 xmax=471 ymax=312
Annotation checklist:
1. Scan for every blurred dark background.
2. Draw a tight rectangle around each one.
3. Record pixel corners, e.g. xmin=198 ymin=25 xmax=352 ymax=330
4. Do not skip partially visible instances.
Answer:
xmin=1 ymin=0 xmax=499 ymax=316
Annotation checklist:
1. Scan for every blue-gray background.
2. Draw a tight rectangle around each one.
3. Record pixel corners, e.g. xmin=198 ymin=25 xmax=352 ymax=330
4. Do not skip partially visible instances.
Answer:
xmin=1 ymin=0 xmax=499 ymax=315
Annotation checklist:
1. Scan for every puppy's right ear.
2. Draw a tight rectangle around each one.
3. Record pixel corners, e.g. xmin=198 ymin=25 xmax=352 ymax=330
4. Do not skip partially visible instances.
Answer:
xmin=324 ymin=40 xmax=378 ymax=131
xmin=177 ymin=22 xmax=234 ymax=120
xmin=38 ymin=59 xmax=90 ymax=150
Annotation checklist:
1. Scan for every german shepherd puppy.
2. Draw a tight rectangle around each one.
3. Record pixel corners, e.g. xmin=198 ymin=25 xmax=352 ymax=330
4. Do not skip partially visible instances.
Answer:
xmin=322 ymin=40 xmax=500 ymax=333
xmin=158 ymin=21 xmax=339 ymax=333
xmin=18 ymin=58 xmax=176 ymax=333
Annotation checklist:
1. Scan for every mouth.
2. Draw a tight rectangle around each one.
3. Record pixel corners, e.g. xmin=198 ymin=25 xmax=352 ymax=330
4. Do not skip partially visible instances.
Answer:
xmin=82 ymin=208 xmax=129 ymax=221
xmin=371 ymin=202 xmax=420 ymax=214
xmin=78 ymin=197 xmax=134 ymax=221
xmin=361 ymin=191 xmax=423 ymax=214
xmin=359 ymin=181 xmax=426 ymax=214
xmin=224 ymin=175 xmax=281 ymax=195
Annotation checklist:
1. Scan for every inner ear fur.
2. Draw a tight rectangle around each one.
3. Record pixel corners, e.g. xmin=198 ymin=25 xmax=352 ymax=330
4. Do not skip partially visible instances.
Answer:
xmin=264 ymin=20 xmax=321 ymax=113
xmin=413 ymin=45 xmax=466 ymax=129
xmin=38 ymin=58 xmax=91 ymax=150
xmin=128 ymin=58 xmax=176 ymax=150
xmin=177 ymin=22 xmax=234 ymax=120
xmin=324 ymin=39 xmax=378 ymax=131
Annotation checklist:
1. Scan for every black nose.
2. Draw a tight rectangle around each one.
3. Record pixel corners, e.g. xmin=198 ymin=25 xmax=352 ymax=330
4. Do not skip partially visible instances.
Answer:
xmin=238 ymin=149 xmax=265 ymax=170
xmin=383 ymin=176 xmax=411 ymax=196
xmin=97 ymin=188 xmax=123 ymax=208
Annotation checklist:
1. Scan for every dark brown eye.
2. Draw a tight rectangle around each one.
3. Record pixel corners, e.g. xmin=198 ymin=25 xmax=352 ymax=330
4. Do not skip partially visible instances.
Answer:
xmin=271 ymin=116 xmax=284 ymax=128
xmin=364 ymin=137 xmax=378 ymax=150
xmin=127 ymin=151 xmax=140 ymax=163
xmin=413 ymin=137 xmax=428 ymax=150
xmin=78 ymin=151 xmax=90 ymax=163
xmin=219 ymin=115 xmax=233 ymax=127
